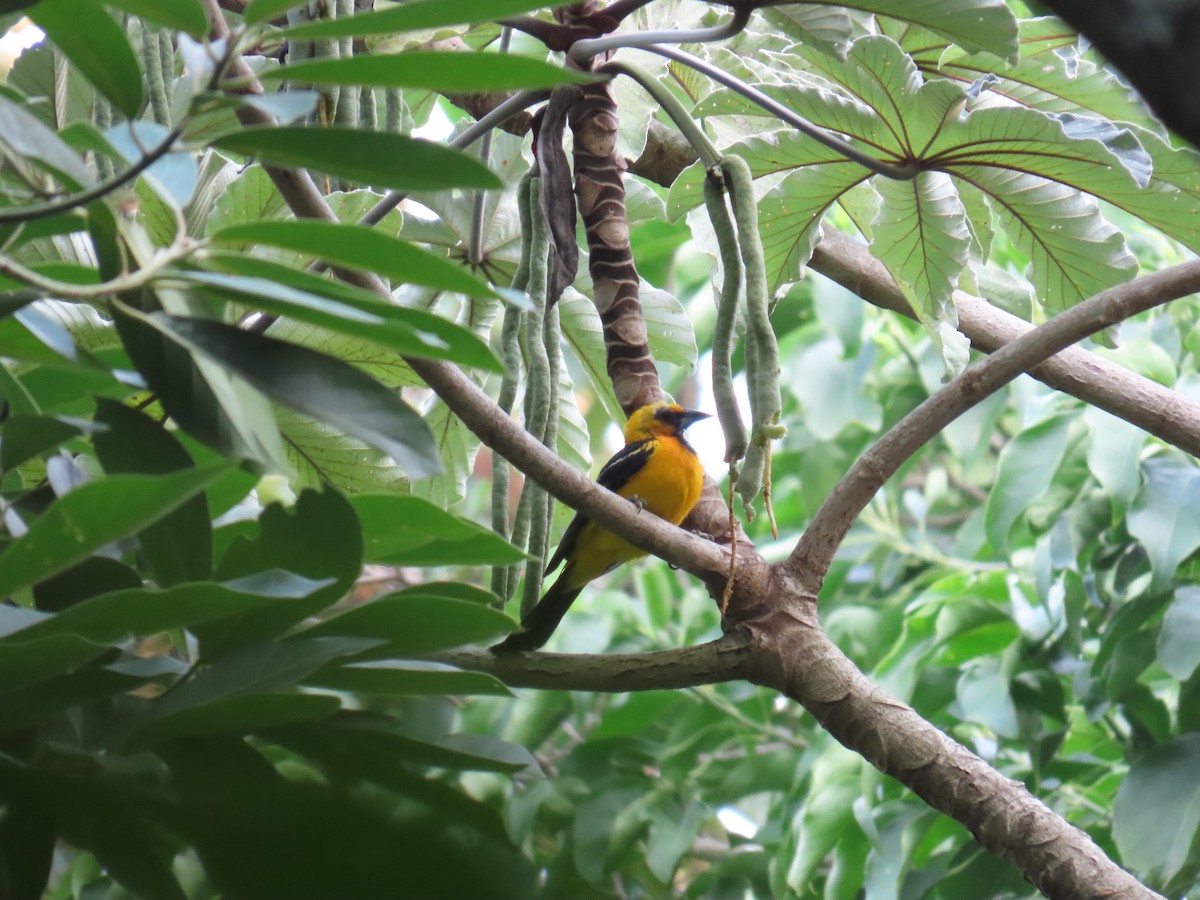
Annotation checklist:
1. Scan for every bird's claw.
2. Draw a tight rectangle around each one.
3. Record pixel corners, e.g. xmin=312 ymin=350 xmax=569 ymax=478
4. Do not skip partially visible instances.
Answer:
xmin=628 ymin=495 xmax=648 ymax=513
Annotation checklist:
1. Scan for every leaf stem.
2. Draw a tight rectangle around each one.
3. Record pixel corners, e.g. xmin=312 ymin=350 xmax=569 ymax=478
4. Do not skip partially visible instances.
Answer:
xmin=602 ymin=60 xmax=721 ymax=168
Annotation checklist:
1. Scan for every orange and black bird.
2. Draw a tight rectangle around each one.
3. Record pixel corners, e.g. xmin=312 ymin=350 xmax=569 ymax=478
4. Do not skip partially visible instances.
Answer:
xmin=496 ymin=403 xmax=709 ymax=653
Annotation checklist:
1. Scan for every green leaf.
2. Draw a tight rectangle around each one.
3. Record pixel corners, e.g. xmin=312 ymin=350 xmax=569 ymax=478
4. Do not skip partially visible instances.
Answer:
xmin=306 ymin=661 xmax=511 ymax=696
xmin=302 ymin=593 xmax=516 ymax=655
xmin=870 ymin=172 xmax=971 ymax=331
xmin=1114 ymin=733 xmax=1200 ymax=885
xmin=984 ymin=414 xmax=1071 ymax=556
xmin=1128 ymin=458 xmax=1200 ymax=593
xmin=1 ymin=574 xmax=330 ymax=646
xmin=155 ymin=638 xmax=380 ymax=716
xmin=200 ymin=488 xmax=362 ymax=654
xmin=104 ymin=0 xmax=207 ymax=35
xmin=262 ymin=51 xmax=598 ymax=92
xmin=129 ymin=693 xmax=342 ymax=746
xmin=0 ymin=632 xmax=112 ymax=691
xmin=0 ymin=465 xmax=226 ymax=600
xmin=133 ymin=311 xmax=442 ymax=480
xmin=0 ymin=413 xmax=92 ymax=472
xmin=211 ymin=219 xmax=497 ymax=299
xmin=1158 ymin=588 xmax=1200 ymax=680
xmin=810 ymin=0 xmax=1018 ymax=62
xmin=93 ymin=399 xmax=214 ymax=586
xmin=244 ymin=0 xmax=305 ymax=22
xmin=0 ymin=93 xmax=92 ymax=189
xmin=410 ymin=398 xmax=478 ymax=508
xmin=1084 ymin=406 xmax=1145 ymax=518
xmin=114 ymin=292 xmax=292 ymax=473
xmin=210 ymin=128 xmax=501 ymax=192
xmin=278 ymin=0 xmax=563 ymax=38
xmin=351 ymin=494 xmax=527 ymax=566
xmin=202 ymin=253 xmax=501 ymax=373
xmin=28 ymin=0 xmax=143 ymax=118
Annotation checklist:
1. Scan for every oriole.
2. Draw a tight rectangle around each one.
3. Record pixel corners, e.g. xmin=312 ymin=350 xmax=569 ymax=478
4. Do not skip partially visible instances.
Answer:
xmin=495 ymin=403 xmax=709 ymax=653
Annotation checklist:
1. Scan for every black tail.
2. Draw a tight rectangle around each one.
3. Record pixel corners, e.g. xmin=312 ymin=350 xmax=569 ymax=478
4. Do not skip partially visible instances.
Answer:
xmin=492 ymin=574 xmax=583 ymax=653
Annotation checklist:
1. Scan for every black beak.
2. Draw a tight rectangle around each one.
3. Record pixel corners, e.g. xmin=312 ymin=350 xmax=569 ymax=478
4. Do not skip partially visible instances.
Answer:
xmin=678 ymin=409 xmax=710 ymax=431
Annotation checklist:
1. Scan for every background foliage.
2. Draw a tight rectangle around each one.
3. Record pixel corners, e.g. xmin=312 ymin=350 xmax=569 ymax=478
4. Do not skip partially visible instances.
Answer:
xmin=0 ymin=0 xmax=1198 ymax=897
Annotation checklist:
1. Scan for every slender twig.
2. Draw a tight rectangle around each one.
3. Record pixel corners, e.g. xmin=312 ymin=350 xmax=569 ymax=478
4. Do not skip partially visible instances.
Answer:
xmin=642 ymin=44 xmax=921 ymax=180
xmin=602 ymin=60 xmax=720 ymax=167
xmin=785 ymin=257 xmax=1200 ymax=588
xmin=569 ymin=4 xmax=751 ymax=63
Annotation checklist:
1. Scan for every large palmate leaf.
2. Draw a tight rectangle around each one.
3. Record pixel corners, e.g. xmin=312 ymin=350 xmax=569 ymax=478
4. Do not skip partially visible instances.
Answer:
xmin=803 ymin=0 xmax=1018 ymax=62
xmin=870 ymin=172 xmax=971 ymax=331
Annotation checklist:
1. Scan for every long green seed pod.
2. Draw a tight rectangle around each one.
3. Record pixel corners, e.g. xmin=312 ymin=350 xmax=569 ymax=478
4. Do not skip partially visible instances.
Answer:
xmin=333 ymin=0 xmax=357 ymax=126
xmin=158 ymin=29 xmax=175 ymax=90
xmin=384 ymin=89 xmax=404 ymax=132
xmin=493 ymin=172 xmax=536 ymax=601
xmin=360 ymin=86 xmax=377 ymax=130
xmin=702 ymin=167 xmax=748 ymax=465
xmin=540 ymin=297 xmax=562 ymax=542
xmin=519 ymin=180 xmax=554 ymax=618
xmin=142 ymin=21 xmax=171 ymax=125
xmin=92 ymin=95 xmax=115 ymax=180
xmin=725 ymin=154 xmax=783 ymax=531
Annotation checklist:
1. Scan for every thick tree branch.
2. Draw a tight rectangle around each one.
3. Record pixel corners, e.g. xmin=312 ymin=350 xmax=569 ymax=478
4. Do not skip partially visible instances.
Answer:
xmin=811 ymin=231 xmax=1200 ymax=461
xmin=434 ymin=637 xmax=752 ymax=690
xmin=785 ymin=256 xmax=1200 ymax=591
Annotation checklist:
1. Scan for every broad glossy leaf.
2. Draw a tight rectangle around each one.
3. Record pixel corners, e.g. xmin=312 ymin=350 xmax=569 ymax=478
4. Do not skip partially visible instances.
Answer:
xmin=960 ymin=167 xmax=1137 ymax=311
xmin=1084 ymin=406 xmax=1145 ymax=518
xmin=302 ymin=593 xmax=516 ymax=655
xmin=1128 ymin=457 xmax=1200 ymax=593
xmin=135 ymin=312 xmax=442 ymax=480
xmin=211 ymin=127 xmax=501 ymax=191
xmin=1114 ymin=733 xmax=1200 ymax=885
xmin=28 ymin=0 xmax=143 ymax=118
xmin=153 ymin=637 xmax=380 ymax=716
xmin=1158 ymin=587 xmax=1200 ymax=680
xmin=278 ymin=0 xmax=563 ymax=38
xmin=0 ymin=93 xmax=92 ymax=189
xmin=211 ymin=219 xmax=497 ymax=299
xmin=0 ymin=414 xmax=92 ymax=472
xmin=262 ymin=51 xmax=597 ymax=92
xmin=200 ymin=488 xmax=362 ymax=654
xmin=0 ymin=632 xmax=112 ymax=691
xmin=0 ymin=575 xmax=330 ymax=647
xmin=0 ymin=465 xmax=225 ymax=600
xmin=984 ymin=414 xmax=1071 ymax=556
xmin=351 ymin=494 xmax=526 ymax=566
xmin=93 ymin=399 xmax=213 ymax=586
xmin=129 ymin=693 xmax=342 ymax=746
xmin=202 ymin=253 xmax=500 ymax=372
xmin=274 ymin=404 xmax=410 ymax=495
xmin=807 ymin=0 xmax=1018 ymax=62
xmin=114 ymin=292 xmax=291 ymax=473
xmin=871 ymin=172 xmax=970 ymax=340
xmin=105 ymin=121 xmax=198 ymax=207
xmin=104 ymin=0 xmax=207 ymax=35
xmin=410 ymin=398 xmax=477 ymax=508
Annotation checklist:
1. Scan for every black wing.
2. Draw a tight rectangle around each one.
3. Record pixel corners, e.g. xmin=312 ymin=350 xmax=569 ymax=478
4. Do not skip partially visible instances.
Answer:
xmin=544 ymin=437 xmax=655 ymax=575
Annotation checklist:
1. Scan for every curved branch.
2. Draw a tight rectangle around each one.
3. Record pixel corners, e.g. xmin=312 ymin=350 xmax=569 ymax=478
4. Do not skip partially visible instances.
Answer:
xmin=785 ymin=257 xmax=1200 ymax=590
xmin=811 ymin=230 xmax=1200 ymax=461
xmin=569 ymin=3 xmax=751 ymax=64
xmin=434 ymin=637 xmax=752 ymax=691
xmin=639 ymin=44 xmax=920 ymax=180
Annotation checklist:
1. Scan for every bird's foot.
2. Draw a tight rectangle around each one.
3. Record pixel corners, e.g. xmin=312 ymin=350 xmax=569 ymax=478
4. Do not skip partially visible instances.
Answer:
xmin=628 ymin=495 xmax=648 ymax=513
